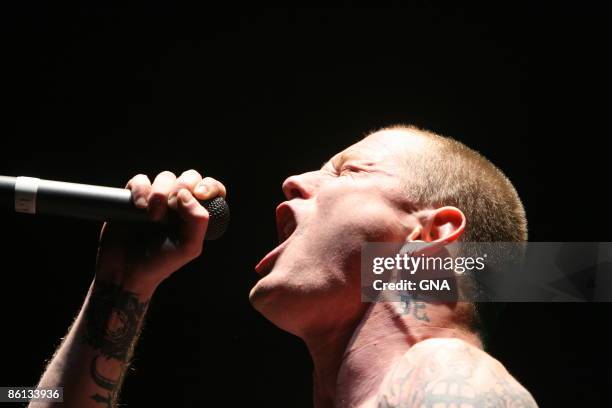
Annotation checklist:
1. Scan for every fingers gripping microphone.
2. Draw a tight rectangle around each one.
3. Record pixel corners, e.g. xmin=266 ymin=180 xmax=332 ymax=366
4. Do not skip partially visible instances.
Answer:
xmin=0 ymin=176 xmax=230 ymax=240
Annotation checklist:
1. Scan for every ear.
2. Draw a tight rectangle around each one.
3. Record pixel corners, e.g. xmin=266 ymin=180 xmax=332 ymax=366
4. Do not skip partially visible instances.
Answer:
xmin=418 ymin=206 xmax=466 ymax=244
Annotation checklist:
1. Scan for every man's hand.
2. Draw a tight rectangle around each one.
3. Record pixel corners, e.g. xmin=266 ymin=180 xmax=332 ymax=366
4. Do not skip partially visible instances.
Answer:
xmin=32 ymin=169 xmax=227 ymax=408
xmin=95 ymin=169 xmax=227 ymax=294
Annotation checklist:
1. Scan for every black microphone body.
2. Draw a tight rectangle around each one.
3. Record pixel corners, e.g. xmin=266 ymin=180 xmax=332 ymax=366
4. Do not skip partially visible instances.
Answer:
xmin=0 ymin=176 xmax=229 ymax=240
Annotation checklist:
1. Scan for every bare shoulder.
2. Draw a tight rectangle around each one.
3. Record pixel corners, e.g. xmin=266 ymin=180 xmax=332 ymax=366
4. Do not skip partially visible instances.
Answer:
xmin=376 ymin=338 xmax=538 ymax=408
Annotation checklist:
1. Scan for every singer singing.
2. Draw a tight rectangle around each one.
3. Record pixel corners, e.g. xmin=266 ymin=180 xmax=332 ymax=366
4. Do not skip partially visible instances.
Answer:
xmin=31 ymin=125 xmax=537 ymax=407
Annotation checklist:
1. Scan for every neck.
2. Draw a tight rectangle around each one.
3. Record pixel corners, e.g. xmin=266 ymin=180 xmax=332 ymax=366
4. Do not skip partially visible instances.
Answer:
xmin=304 ymin=300 xmax=482 ymax=408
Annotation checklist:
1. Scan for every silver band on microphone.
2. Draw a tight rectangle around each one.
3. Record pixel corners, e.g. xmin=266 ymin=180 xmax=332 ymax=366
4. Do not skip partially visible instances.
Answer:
xmin=14 ymin=176 xmax=40 ymax=214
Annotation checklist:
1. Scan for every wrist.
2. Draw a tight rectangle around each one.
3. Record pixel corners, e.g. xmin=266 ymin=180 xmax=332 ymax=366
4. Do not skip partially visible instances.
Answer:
xmin=93 ymin=274 xmax=159 ymax=301
xmin=119 ymin=278 xmax=159 ymax=300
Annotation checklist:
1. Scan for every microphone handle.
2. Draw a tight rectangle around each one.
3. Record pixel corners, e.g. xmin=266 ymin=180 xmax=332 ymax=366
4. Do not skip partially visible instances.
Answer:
xmin=1 ymin=176 xmax=150 ymax=222
xmin=0 ymin=177 xmax=229 ymax=240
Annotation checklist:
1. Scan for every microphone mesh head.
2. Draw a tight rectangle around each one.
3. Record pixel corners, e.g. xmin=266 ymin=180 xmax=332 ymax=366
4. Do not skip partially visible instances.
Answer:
xmin=202 ymin=196 xmax=230 ymax=240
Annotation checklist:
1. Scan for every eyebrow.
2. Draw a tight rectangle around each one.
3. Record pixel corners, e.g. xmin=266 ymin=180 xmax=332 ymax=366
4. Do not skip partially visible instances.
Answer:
xmin=321 ymin=152 xmax=350 ymax=170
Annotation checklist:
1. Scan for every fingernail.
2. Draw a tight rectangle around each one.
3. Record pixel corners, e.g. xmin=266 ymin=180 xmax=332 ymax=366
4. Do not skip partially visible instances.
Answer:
xmin=134 ymin=196 xmax=147 ymax=208
xmin=195 ymin=184 xmax=208 ymax=195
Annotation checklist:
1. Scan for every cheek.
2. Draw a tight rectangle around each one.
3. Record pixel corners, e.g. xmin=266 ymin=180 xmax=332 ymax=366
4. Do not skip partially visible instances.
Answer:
xmin=315 ymin=186 xmax=404 ymax=242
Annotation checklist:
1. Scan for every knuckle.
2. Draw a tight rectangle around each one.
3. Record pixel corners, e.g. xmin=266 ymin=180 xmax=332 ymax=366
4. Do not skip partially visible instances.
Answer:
xmin=203 ymin=177 xmax=218 ymax=189
xmin=181 ymin=169 xmax=202 ymax=179
xmin=204 ymin=177 xmax=226 ymax=195
xmin=174 ymin=179 xmax=191 ymax=189
xmin=158 ymin=170 xmax=176 ymax=179
xmin=175 ymin=170 xmax=202 ymax=191
xmin=175 ymin=189 xmax=191 ymax=203
xmin=127 ymin=174 xmax=147 ymax=188
xmin=131 ymin=174 xmax=149 ymax=188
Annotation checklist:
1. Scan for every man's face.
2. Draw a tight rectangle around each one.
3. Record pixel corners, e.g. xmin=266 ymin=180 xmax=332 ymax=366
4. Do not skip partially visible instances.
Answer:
xmin=250 ymin=130 xmax=429 ymax=337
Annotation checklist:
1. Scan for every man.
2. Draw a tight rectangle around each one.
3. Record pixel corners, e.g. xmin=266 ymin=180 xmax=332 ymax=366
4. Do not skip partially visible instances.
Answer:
xmin=32 ymin=125 xmax=537 ymax=407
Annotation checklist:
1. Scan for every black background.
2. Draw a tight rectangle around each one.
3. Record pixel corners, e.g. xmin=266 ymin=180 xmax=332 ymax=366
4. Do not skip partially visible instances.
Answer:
xmin=0 ymin=3 xmax=610 ymax=407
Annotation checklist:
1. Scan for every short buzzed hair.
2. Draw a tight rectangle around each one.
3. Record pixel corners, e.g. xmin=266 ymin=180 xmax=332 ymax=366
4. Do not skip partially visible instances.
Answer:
xmin=380 ymin=124 xmax=527 ymax=344
xmin=383 ymin=124 xmax=527 ymax=243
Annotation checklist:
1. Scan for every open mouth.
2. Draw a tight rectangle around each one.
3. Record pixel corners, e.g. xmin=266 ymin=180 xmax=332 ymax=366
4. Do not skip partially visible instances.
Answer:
xmin=255 ymin=202 xmax=298 ymax=277
xmin=276 ymin=202 xmax=297 ymax=244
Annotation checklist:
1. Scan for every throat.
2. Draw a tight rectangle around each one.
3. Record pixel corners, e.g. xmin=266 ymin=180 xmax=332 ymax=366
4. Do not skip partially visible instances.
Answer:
xmin=308 ymin=325 xmax=358 ymax=408
xmin=334 ymin=306 xmax=415 ymax=408
xmin=314 ymin=301 xmax=481 ymax=408
xmin=308 ymin=304 xmax=412 ymax=408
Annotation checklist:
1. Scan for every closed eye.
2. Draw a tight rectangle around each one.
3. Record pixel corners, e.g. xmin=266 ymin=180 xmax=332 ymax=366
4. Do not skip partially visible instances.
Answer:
xmin=339 ymin=165 xmax=356 ymax=174
xmin=340 ymin=162 xmax=373 ymax=174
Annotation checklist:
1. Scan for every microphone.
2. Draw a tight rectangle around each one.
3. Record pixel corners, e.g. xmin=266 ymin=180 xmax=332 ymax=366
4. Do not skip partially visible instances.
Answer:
xmin=0 ymin=175 xmax=230 ymax=240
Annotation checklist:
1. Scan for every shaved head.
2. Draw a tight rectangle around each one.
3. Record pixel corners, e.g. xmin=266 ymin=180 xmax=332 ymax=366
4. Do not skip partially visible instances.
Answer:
xmin=374 ymin=124 xmax=527 ymax=243
xmin=367 ymin=124 xmax=527 ymax=342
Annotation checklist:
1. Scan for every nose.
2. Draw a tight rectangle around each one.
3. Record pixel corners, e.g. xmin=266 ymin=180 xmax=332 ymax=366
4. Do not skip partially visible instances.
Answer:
xmin=282 ymin=171 xmax=319 ymax=200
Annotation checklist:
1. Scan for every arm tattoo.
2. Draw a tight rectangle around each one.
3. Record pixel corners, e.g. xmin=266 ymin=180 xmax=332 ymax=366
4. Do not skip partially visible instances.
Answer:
xmin=83 ymin=281 xmax=149 ymax=360
xmin=377 ymin=341 xmax=538 ymax=408
xmin=82 ymin=281 xmax=150 ymax=407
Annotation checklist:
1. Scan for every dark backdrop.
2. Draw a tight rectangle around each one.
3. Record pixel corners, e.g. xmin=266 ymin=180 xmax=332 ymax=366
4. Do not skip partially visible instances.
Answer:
xmin=0 ymin=3 xmax=610 ymax=407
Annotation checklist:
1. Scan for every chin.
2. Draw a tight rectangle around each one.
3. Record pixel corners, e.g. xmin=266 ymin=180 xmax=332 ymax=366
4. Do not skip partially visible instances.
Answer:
xmin=248 ymin=280 xmax=269 ymax=310
xmin=249 ymin=271 xmax=283 ymax=314
xmin=248 ymin=273 xmax=312 ymax=336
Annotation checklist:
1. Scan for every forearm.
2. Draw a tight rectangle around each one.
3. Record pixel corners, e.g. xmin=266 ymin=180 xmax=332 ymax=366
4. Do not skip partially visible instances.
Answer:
xmin=29 ymin=169 xmax=218 ymax=407
xmin=31 ymin=279 xmax=154 ymax=408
